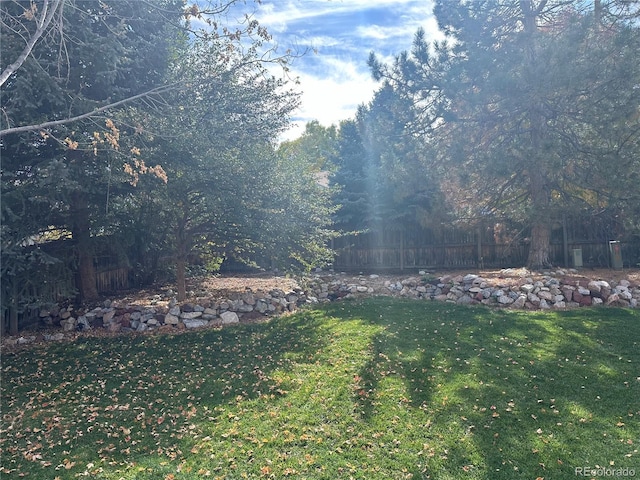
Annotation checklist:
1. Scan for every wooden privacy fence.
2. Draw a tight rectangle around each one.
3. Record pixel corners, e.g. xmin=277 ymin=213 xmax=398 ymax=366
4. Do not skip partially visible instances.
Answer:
xmin=331 ymin=225 xmax=640 ymax=271
xmin=95 ymin=266 xmax=133 ymax=292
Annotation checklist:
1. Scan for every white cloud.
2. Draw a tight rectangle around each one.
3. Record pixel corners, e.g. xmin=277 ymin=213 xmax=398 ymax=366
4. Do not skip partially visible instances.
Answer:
xmin=190 ymin=0 xmax=443 ymax=142
xmin=255 ymin=0 xmax=442 ymax=140
xmin=355 ymin=24 xmax=393 ymax=41
xmin=280 ymin=58 xmax=377 ymax=141
xmin=259 ymin=0 xmax=430 ymax=22
xmin=305 ymin=35 xmax=343 ymax=49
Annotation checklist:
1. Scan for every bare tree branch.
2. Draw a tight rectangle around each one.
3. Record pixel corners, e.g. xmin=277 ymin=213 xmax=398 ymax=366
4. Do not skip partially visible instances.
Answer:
xmin=0 ymin=82 xmax=182 ymax=137
xmin=0 ymin=0 xmax=296 ymax=138
xmin=0 ymin=0 xmax=64 ymax=87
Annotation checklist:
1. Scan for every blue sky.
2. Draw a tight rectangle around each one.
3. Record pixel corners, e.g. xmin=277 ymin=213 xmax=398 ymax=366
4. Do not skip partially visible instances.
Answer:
xmin=251 ymin=0 xmax=443 ymax=140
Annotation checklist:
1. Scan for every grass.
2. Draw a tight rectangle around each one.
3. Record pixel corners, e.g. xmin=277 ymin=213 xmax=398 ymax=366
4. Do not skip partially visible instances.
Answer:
xmin=1 ymin=298 xmax=639 ymax=479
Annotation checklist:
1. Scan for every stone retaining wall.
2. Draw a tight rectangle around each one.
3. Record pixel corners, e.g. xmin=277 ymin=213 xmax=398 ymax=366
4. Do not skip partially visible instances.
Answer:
xmin=7 ymin=269 xmax=638 ymax=345
xmin=311 ymin=270 xmax=639 ymax=310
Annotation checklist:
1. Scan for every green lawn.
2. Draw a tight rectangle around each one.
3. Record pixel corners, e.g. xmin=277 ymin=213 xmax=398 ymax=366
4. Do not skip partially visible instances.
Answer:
xmin=2 ymin=299 xmax=639 ymax=479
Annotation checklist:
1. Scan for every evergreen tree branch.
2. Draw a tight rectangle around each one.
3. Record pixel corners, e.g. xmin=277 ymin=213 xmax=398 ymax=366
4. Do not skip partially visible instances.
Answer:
xmin=0 ymin=0 xmax=64 ymax=87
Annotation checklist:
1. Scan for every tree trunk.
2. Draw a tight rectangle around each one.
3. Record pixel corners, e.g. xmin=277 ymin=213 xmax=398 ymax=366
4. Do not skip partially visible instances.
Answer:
xmin=175 ymin=212 xmax=190 ymax=302
xmin=71 ymin=192 xmax=98 ymax=301
xmin=527 ymin=221 xmax=551 ymax=270
xmin=521 ymin=3 xmax=553 ymax=270
xmin=527 ymin=166 xmax=552 ymax=270
xmin=525 ymin=163 xmax=553 ymax=269
xmin=176 ymin=252 xmax=187 ymax=302
xmin=594 ymin=0 xmax=602 ymax=25
xmin=525 ymin=133 xmax=554 ymax=268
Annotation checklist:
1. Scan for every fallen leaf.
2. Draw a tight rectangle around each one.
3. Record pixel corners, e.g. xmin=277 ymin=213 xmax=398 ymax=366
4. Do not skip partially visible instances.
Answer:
xmin=260 ymin=466 xmax=272 ymax=475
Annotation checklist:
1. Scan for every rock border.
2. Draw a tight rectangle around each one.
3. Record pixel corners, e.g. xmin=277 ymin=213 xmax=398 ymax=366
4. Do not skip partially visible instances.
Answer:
xmin=4 ymin=268 xmax=639 ymax=347
xmin=312 ymin=269 xmax=639 ymax=310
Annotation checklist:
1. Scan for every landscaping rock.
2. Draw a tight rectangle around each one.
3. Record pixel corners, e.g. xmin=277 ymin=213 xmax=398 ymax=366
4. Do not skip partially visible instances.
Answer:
xmin=498 ymin=295 xmax=514 ymax=305
xmin=183 ymin=318 xmax=208 ymax=329
xmin=220 ymin=311 xmax=239 ymax=325
xmin=17 ymin=336 xmax=36 ymax=344
xmin=76 ymin=315 xmax=91 ymax=331
xmin=512 ymin=295 xmax=527 ymax=309
xmin=60 ymin=317 xmax=76 ymax=332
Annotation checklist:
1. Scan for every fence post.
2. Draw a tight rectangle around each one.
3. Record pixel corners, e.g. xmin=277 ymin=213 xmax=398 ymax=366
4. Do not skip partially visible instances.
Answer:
xmin=477 ymin=224 xmax=483 ymax=269
xmin=400 ymin=230 xmax=404 ymax=272
xmin=562 ymin=214 xmax=569 ymax=268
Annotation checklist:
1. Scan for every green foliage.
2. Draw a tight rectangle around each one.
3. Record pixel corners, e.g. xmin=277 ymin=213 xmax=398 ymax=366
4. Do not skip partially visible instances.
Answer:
xmin=115 ymin=28 xmax=334 ymax=293
xmin=329 ymin=87 xmax=445 ymax=240
xmin=1 ymin=0 xmax=337 ymax=322
xmin=420 ymin=273 xmax=437 ymax=284
xmin=368 ymin=0 xmax=640 ymax=266
xmin=279 ymin=120 xmax=338 ymax=171
xmin=1 ymin=0 xmax=187 ymax=314
xmin=1 ymin=0 xmax=182 ymax=132
xmin=2 ymin=300 xmax=638 ymax=478
xmin=330 ymin=118 xmax=371 ymax=232
xmin=0 ymin=242 xmax=76 ymax=334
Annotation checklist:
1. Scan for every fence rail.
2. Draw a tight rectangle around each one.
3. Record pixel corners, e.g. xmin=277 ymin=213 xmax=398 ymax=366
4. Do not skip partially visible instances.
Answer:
xmin=332 ymin=234 xmax=639 ymax=272
xmin=96 ymin=267 xmax=133 ymax=293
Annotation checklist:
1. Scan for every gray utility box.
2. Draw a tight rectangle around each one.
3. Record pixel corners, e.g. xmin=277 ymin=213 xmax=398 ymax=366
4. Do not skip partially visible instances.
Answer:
xmin=572 ymin=248 xmax=583 ymax=268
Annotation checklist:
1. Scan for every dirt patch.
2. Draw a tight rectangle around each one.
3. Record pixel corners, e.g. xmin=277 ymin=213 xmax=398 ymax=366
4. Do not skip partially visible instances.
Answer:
xmin=195 ymin=274 xmax=302 ymax=297
xmin=93 ymin=273 xmax=302 ymax=309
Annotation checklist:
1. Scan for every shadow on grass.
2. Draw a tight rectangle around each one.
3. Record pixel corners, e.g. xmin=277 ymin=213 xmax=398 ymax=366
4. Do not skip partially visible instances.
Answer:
xmin=0 ymin=311 xmax=332 ymax=478
xmin=323 ymin=299 xmax=640 ymax=479
xmin=2 ymin=300 xmax=639 ymax=479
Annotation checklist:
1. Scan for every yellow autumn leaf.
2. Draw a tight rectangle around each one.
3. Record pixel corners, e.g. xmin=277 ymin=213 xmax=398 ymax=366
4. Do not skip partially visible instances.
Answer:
xmin=63 ymin=137 xmax=79 ymax=150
